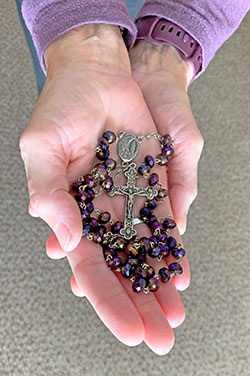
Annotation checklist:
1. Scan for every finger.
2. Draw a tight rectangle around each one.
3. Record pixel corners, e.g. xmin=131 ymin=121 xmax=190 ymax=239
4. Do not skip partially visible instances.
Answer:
xmin=71 ymin=274 xmax=85 ymax=297
xmin=19 ymin=131 xmax=82 ymax=252
xmin=116 ymin=273 xmax=175 ymax=356
xmin=46 ymin=231 xmax=67 ymax=260
xmin=66 ymin=239 xmax=145 ymax=346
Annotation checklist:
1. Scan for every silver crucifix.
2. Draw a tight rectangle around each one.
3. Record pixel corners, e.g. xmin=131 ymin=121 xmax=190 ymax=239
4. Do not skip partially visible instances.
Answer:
xmin=108 ymin=133 xmax=158 ymax=240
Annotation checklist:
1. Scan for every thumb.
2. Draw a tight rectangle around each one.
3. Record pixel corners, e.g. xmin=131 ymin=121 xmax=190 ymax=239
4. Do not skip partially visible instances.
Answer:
xmin=20 ymin=133 xmax=82 ymax=252
xmin=168 ymin=135 xmax=204 ymax=235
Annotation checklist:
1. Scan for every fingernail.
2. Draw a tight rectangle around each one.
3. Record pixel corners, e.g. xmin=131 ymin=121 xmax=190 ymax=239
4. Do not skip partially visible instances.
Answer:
xmin=54 ymin=222 xmax=71 ymax=251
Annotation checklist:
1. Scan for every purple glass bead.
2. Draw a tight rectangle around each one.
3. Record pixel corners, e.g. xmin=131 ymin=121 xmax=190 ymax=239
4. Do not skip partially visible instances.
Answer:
xmin=126 ymin=242 xmax=140 ymax=257
xmin=148 ymin=246 xmax=161 ymax=258
xmin=134 ymin=266 xmax=148 ymax=279
xmin=151 ymin=221 xmax=163 ymax=232
xmin=81 ymin=210 xmax=90 ymax=220
xmin=163 ymin=218 xmax=176 ymax=229
xmin=171 ymin=248 xmax=186 ymax=259
xmin=99 ymin=212 xmax=111 ymax=224
xmin=111 ymin=221 xmax=123 ymax=233
xmin=149 ymin=173 xmax=159 ymax=186
xmin=82 ymin=224 xmax=91 ymax=237
xmin=159 ymin=233 xmax=168 ymax=243
xmin=139 ymin=207 xmax=152 ymax=220
xmin=105 ymin=158 xmax=116 ymax=171
xmin=96 ymin=147 xmax=110 ymax=161
xmin=94 ymin=163 xmax=108 ymax=181
xmin=168 ymin=263 xmax=183 ymax=275
xmin=107 ymin=257 xmax=122 ymax=269
xmin=158 ymin=267 xmax=171 ymax=283
xmin=148 ymin=277 xmax=160 ymax=292
xmin=121 ymin=263 xmax=133 ymax=278
xmin=103 ymin=130 xmax=116 ymax=144
xmin=162 ymin=144 xmax=174 ymax=156
xmin=103 ymin=176 xmax=113 ymax=192
xmin=140 ymin=237 xmax=151 ymax=252
xmin=127 ymin=258 xmax=140 ymax=268
xmin=89 ymin=217 xmax=98 ymax=229
xmin=168 ymin=236 xmax=177 ymax=249
xmin=148 ymin=215 xmax=157 ymax=225
xmin=132 ymin=278 xmax=147 ymax=293
xmin=93 ymin=225 xmax=106 ymax=243
xmin=85 ymin=188 xmax=95 ymax=201
xmin=112 ymin=236 xmax=126 ymax=251
xmin=79 ymin=191 xmax=90 ymax=202
xmin=145 ymin=198 xmax=157 ymax=210
xmin=138 ymin=164 xmax=150 ymax=176
xmin=103 ymin=248 xmax=117 ymax=260
xmin=72 ymin=181 xmax=83 ymax=193
xmin=137 ymin=251 xmax=146 ymax=263
xmin=159 ymin=244 xmax=170 ymax=257
xmin=156 ymin=153 xmax=168 ymax=166
xmin=98 ymin=137 xmax=109 ymax=149
xmin=86 ymin=202 xmax=94 ymax=213
xmin=162 ymin=134 xmax=171 ymax=145
xmin=84 ymin=174 xmax=96 ymax=188
xmin=156 ymin=188 xmax=168 ymax=201
xmin=145 ymin=155 xmax=155 ymax=168
xmin=149 ymin=236 xmax=158 ymax=247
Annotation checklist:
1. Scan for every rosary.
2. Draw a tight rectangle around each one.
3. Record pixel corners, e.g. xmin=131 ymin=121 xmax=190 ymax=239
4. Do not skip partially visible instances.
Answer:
xmin=70 ymin=131 xmax=186 ymax=294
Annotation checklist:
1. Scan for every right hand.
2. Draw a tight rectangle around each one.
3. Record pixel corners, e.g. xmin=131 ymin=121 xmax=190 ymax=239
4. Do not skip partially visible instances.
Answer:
xmin=20 ymin=24 xmax=189 ymax=355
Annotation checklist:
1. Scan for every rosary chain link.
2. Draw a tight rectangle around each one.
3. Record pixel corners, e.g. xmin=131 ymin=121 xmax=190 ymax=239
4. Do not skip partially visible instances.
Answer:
xmin=137 ymin=132 xmax=164 ymax=144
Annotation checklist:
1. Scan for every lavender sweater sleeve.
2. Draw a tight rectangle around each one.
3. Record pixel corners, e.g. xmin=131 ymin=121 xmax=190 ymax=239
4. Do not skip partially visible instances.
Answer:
xmin=134 ymin=1 xmax=250 ymax=80
xmin=21 ymin=0 xmax=137 ymax=74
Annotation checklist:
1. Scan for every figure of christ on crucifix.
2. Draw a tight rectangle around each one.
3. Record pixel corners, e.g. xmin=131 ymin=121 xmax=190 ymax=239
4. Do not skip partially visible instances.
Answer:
xmin=108 ymin=163 xmax=158 ymax=240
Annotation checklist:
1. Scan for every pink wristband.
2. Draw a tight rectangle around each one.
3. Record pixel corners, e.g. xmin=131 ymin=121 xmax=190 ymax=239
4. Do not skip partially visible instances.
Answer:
xmin=135 ymin=16 xmax=202 ymax=84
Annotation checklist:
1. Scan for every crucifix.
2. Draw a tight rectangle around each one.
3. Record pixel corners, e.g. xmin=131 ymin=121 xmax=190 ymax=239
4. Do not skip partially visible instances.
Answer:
xmin=108 ymin=133 xmax=158 ymax=240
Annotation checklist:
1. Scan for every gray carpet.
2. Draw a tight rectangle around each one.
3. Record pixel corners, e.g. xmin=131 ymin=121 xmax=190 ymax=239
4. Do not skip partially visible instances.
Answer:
xmin=1 ymin=1 xmax=250 ymax=375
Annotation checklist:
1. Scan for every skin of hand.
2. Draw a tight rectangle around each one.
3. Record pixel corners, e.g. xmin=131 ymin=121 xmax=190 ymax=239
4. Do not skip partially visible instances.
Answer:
xmin=20 ymin=24 xmax=192 ymax=355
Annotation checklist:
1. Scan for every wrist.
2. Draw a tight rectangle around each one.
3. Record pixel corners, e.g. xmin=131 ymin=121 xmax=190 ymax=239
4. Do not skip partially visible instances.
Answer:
xmin=130 ymin=40 xmax=194 ymax=89
xmin=44 ymin=24 xmax=130 ymax=77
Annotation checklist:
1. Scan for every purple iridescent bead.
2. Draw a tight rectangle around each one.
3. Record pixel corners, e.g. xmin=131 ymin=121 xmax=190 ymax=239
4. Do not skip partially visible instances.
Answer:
xmin=151 ymin=221 xmax=163 ymax=232
xmin=86 ymin=202 xmax=94 ymax=213
xmin=72 ymin=181 xmax=83 ymax=193
xmin=145 ymin=155 xmax=155 ymax=168
xmin=105 ymin=158 xmax=116 ymax=171
xmin=162 ymin=134 xmax=171 ymax=145
xmin=126 ymin=242 xmax=140 ymax=257
xmin=156 ymin=153 xmax=168 ymax=166
xmin=148 ymin=246 xmax=161 ymax=258
xmin=107 ymin=257 xmax=122 ymax=269
xmin=158 ymin=267 xmax=171 ymax=283
xmin=171 ymin=248 xmax=186 ymax=259
xmin=138 ymin=164 xmax=150 ymax=176
xmin=82 ymin=224 xmax=91 ymax=237
xmin=156 ymin=188 xmax=168 ymax=202
xmin=159 ymin=244 xmax=170 ymax=257
xmin=159 ymin=233 xmax=168 ymax=243
xmin=148 ymin=277 xmax=160 ymax=292
xmin=168 ymin=263 xmax=183 ymax=275
xmin=132 ymin=278 xmax=147 ymax=293
xmin=111 ymin=221 xmax=123 ymax=233
xmin=162 ymin=144 xmax=174 ymax=156
xmin=140 ymin=237 xmax=151 ymax=252
xmin=168 ymin=236 xmax=177 ymax=249
xmin=163 ymin=218 xmax=176 ymax=229
xmin=149 ymin=236 xmax=158 ymax=246
xmin=93 ymin=225 xmax=106 ymax=243
xmin=121 ymin=263 xmax=133 ymax=278
xmin=84 ymin=174 xmax=96 ymax=188
xmin=149 ymin=173 xmax=159 ymax=186
xmin=103 ymin=176 xmax=113 ymax=192
xmin=89 ymin=217 xmax=98 ymax=229
xmin=80 ymin=188 xmax=95 ymax=202
xmin=98 ymin=137 xmax=109 ymax=150
xmin=135 ymin=266 xmax=155 ymax=279
xmin=139 ymin=207 xmax=152 ymax=220
xmin=103 ymin=248 xmax=117 ymax=260
xmin=148 ymin=215 xmax=157 ymax=225
xmin=103 ymin=131 xmax=116 ymax=144
xmin=96 ymin=147 xmax=110 ymax=161
xmin=113 ymin=236 xmax=126 ymax=251
xmin=127 ymin=258 xmax=140 ymax=268
xmin=145 ymin=198 xmax=157 ymax=210
xmin=94 ymin=163 xmax=108 ymax=181
xmin=99 ymin=212 xmax=111 ymax=224
xmin=81 ymin=210 xmax=89 ymax=220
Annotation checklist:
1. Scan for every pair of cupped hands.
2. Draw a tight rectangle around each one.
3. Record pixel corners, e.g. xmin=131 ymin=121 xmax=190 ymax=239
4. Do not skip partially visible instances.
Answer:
xmin=19 ymin=24 xmax=203 ymax=355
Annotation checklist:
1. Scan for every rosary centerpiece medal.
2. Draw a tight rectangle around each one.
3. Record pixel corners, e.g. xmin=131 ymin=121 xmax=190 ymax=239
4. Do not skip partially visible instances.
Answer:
xmin=71 ymin=130 xmax=186 ymax=294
